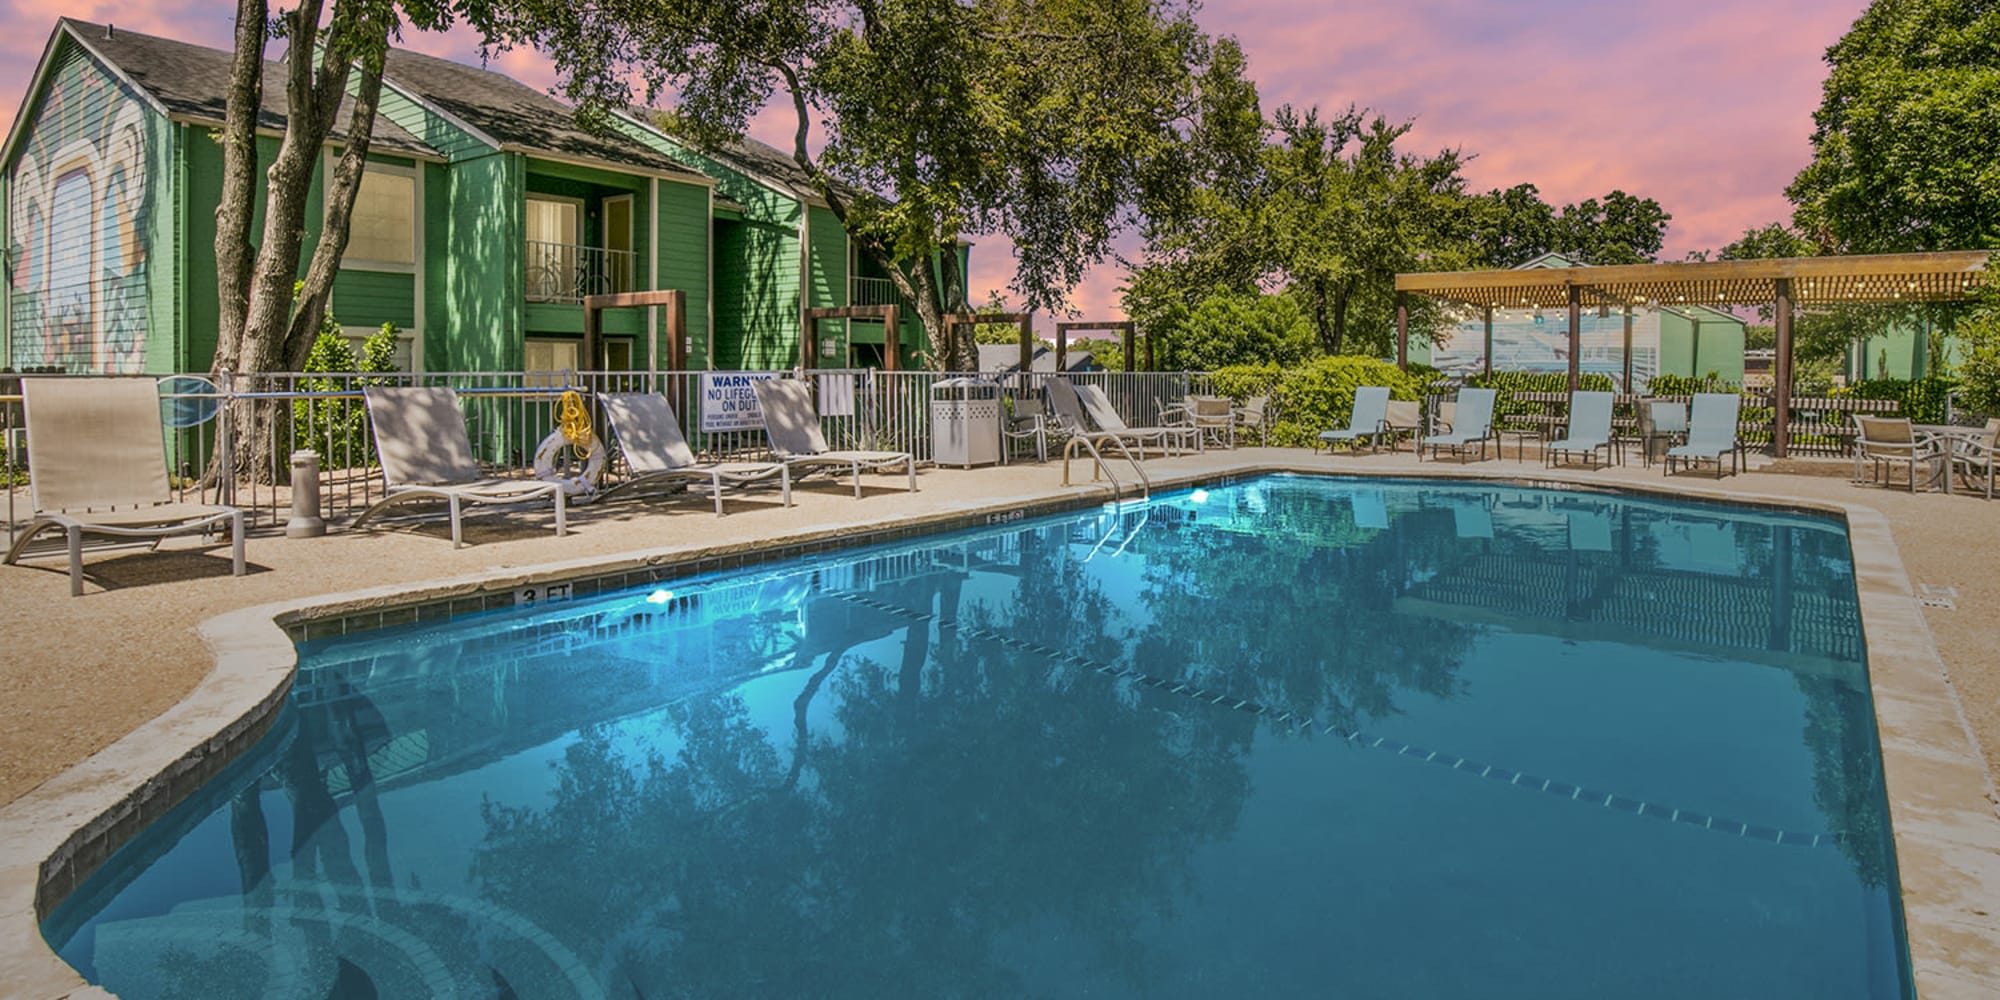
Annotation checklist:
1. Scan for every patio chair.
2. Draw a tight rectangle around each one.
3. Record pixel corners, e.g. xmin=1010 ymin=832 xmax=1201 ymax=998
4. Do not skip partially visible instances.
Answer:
xmin=1316 ymin=386 xmax=1394 ymax=454
xmin=1163 ymin=395 xmax=1235 ymax=449
xmin=1664 ymin=393 xmax=1744 ymax=479
xmin=354 ymin=386 xmax=567 ymax=547
xmin=2 ymin=378 xmax=244 ymax=596
xmin=999 ymin=389 xmax=1050 ymax=463
xmin=1233 ymin=396 xmax=1270 ymax=444
xmin=1852 ymin=415 xmax=1945 ymax=493
xmin=1949 ymin=418 xmax=1998 ymax=499
xmin=1420 ymin=388 xmax=1499 ymax=463
xmin=597 ymin=393 xmax=791 ymax=515
xmin=753 ymin=379 xmax=917 ymax=497
xmin=1072 ymin=382 xmax=1197 ymax=455
xmin=1545 ymin=391 xmax=1618 ymax=468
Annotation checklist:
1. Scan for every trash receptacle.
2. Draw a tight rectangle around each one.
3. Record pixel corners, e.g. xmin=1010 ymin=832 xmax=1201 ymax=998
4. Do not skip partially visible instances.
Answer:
xmin=931 ymin=377 xmax=1001 ymax=468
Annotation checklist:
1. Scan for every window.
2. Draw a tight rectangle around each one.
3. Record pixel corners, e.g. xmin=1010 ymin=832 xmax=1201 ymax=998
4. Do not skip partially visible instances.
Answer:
xmin=525 ymin=338 xmax=581 ymax=387
xmin=343 ymin=166 xmax=416 ymax=268
xmin=525 ymin=196 xmax=580 ymax=247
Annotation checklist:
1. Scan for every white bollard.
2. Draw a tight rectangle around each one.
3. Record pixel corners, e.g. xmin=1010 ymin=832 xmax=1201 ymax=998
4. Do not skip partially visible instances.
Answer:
xmin=287 ymin=449 xmax=326 ymax=538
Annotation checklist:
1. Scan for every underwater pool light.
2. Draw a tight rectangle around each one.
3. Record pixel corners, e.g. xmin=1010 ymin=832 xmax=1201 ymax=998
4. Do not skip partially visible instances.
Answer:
xmin=1191 ymin=490 xmax=1209 ymax=504
xmin=646 ymin=589 xmax=675 ymax=605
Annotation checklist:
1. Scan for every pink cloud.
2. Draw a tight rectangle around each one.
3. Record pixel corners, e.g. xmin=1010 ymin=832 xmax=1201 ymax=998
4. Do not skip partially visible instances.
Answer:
xmin=0 ymin=1 xmax=1866 ymax=329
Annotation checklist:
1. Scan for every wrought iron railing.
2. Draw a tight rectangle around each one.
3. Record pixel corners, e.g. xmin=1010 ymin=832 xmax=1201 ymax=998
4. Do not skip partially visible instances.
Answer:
xmin=525 ymin=241 xmax=638 ymax=304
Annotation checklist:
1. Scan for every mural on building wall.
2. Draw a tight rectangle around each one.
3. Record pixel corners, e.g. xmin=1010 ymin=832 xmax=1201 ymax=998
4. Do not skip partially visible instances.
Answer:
xmin=7 ymin=51 xmax=157 ymax=372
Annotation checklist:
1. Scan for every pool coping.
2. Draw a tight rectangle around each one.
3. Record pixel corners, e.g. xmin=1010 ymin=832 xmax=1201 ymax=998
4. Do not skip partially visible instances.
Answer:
xmin=2 ymin=461 xmax=1995 ymax=999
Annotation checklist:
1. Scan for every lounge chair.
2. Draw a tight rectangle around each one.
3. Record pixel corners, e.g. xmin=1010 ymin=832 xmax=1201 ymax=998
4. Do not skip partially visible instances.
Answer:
xmin=355 ymin=386 xmax=567 ymax=546
xmin=1077 ymin=384 xmax=1199 ymax=454
xmin=1664 ymin=393 xmax=1743 ymax=478
xmin=1851 ymin=415 xmax=1944 ymax=492
xmin=1316 ymin=386 xmax=1393 ymax=453
xmin=753 ymin=379 xmax=917 ymax=497
xmin=1544 ymin=391 xmax=1618 ymax=468
xmin=3 ymin=378 xmax=245 ymax=596
xmin=1041 ymin=378 xmax=1153 ymax=469
xmin=597 ymin=393 xmax=791 ymax=514
xmin=1420 ymin=388 xmax=1499 ymax=462
xmin=1382 ymin=400 xmax=1422 ymax=452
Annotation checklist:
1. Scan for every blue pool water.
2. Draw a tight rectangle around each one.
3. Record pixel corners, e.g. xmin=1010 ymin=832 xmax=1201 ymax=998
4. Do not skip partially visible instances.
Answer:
xmin=44 ymin=475 xmax=1910 ymax=999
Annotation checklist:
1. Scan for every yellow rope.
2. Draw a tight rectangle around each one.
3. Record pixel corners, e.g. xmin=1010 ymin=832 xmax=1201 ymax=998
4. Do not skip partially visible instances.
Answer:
xmin=557 ymin=390 xmax=594 ymax=457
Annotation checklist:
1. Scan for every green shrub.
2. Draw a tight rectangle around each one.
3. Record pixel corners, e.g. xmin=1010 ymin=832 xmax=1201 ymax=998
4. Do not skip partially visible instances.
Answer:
xmin=1646 ymin=373 xmax=1738 ymax=396
xmin=1208 ymin=363 xmax=1282 ymax=401
xmin=1848 ymin=376 xmax=1957 ymax=424
xmin=1956 ymin=314 xmax=2000 ymax=417
xmin=1263 ymin=356 xmax=1422 ymax=448
xmin=294 ymin=318 xmax=402 ymax=469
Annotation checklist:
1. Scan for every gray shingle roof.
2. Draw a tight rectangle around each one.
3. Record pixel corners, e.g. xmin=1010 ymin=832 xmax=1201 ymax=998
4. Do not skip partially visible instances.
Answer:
xmin=60 ymin=19 xmax=439 ymax=158
xmin=382 ymin=48 xmax=701 ymax=178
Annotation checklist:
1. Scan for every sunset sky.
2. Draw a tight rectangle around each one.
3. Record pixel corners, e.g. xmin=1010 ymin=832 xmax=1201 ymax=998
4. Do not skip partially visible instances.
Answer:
xmin=0 ymin=0 xmax=1867 ymax=319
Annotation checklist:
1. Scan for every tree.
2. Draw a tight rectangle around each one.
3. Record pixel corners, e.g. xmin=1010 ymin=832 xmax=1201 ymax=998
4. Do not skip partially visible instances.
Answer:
xmin=211 ymin=0 xmax=468 ymax=474
xmin=1719 ymin=221 xmax=1816 ymax=261
xmin=1787 ymin=0 xmax=2000 ymax=252
xmin=493 ymin=0 xmax=1223 ymax=370
xmin=1465 ymin=184 xmax=1671 ymax=267
xmin=1156 ymin=291 xmax=1316 ymax=371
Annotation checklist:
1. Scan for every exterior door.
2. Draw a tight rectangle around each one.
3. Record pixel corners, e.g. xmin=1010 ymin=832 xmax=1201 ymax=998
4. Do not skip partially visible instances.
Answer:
xmin=603 ymin=195 xmax=634 ymax=295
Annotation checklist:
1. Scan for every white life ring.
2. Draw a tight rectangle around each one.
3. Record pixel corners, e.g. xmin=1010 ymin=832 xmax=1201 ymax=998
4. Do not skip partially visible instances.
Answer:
xmin=532 ymin=428 xmax=606 ymax=498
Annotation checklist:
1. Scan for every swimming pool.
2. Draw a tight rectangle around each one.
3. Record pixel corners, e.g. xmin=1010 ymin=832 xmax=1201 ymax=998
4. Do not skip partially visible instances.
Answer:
xmin=43 ymin=475 xmax=1910 ymax=998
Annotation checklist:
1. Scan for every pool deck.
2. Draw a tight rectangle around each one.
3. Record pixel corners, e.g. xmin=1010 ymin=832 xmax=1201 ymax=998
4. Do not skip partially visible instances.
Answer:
xmin=2 ymin=447 xmax=1996 ymax=999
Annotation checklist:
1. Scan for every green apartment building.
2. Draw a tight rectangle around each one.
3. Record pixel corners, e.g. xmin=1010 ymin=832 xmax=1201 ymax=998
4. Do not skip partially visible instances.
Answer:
xmin=2 ymin=18 xmax=958 ymax=377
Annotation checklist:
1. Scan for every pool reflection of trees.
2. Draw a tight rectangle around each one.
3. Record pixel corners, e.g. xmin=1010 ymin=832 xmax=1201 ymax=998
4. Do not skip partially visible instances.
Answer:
xmin=464 ymin=494 xmax=1492 ymax=995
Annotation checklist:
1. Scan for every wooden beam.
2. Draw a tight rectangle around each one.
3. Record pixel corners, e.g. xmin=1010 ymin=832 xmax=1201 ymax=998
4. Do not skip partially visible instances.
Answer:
xmin=1566 ymin=284 xmax=1581 ymax=391
xmin=1482 ymin=307 xmax=1493 ymax=378
xmin=1143 ymin=325 xmax=1154 ymax=371
xmin=1395 ymin=294 xmax=1409 ymax=371
xmin=1621 ymin=305 xmax=1633 ymax=391
xmin=1056 ymin=327 xmax=1068 ymax=373
xmin=1774 ymin=277 xmax=1795 ymax=460
xmin=884 ymin=305 xmax=900 ymax=372
xmin=1121 ymin=323 xmax=1135 ymax=373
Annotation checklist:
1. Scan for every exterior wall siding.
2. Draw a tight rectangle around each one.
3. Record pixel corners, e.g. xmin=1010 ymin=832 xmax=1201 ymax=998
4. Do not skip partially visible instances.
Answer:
xmin=711 ymin=214 xmax=802 ymax=369
xmin=5 ymin=40 xmax=174 ymax=373
xmin=330 ymin=269 xmax=416 ymax=329
xmin=441 ymin=151 xmax=524 ymax=371
xmin=654 ymin=179 xmax=710 ymax=367
xmin=374 ymin=85 xmax=492 ymax=162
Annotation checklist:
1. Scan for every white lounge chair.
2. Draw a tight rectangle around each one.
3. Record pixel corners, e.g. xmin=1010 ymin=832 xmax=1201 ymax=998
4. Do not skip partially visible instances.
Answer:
xmin=1664 ymin=393 xmax=1743 ymax=478
xmin=3 ymin=378 xmax=245 ymax=596
xmin=753 ymin=379 xmax=917 ymax=497
xmin=1545 ymin=391 xmax=1617 ymax=468
xmin=1851 ymin=414 xmax=1945 ymax=493
xmin=354 ymin=386 xmax=567 ymax=547
xmin=1420 ymin=388 xmax=1499 ymax=462
xmin=1317 ymin=386 xmax=1393 ymax=453
xmin=1077 ymin=384 xmax=1198 ymax=454
xmin=597 ymin=393 xmax=791 ymax=515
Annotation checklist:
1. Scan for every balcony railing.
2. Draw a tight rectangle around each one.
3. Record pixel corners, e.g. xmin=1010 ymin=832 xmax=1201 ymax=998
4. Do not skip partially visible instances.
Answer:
xmin=849 ymin=276 xmax=904 ymax=307
xmin=526 ymin=241 xmax=638 ymax=304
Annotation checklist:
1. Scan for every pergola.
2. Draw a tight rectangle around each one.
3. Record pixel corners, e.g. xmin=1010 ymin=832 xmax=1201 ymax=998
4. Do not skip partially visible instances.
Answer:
xmin=803 ymin=304 xmax=905 ymax=370
xmin=943 ymin=311 xmax=1035 ymax=372
xmin=1392 ymin=251 xmax=1991 ymax=456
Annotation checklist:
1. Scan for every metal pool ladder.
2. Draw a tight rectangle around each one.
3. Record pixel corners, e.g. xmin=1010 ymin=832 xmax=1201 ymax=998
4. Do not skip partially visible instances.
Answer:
xmin=1061 ymin=435 xmax=1151 ymax=502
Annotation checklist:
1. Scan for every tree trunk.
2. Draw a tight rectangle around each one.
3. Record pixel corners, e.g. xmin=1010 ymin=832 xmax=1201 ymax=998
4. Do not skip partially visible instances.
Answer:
xmin=212 ymin=0 xmax=267 ymax=380
xmin=284 ymin=44 xmax=390 ymax=364
xmin=1330 ymin=285 xmax=1349 ymax=355
xmin=773 ymin=61 xmax=957 ymax=370
xmin=1309 ymin=278 xmax=1334 ymax=354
